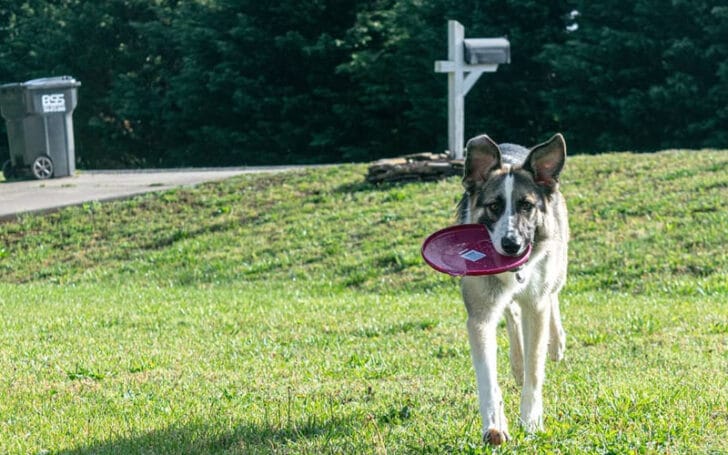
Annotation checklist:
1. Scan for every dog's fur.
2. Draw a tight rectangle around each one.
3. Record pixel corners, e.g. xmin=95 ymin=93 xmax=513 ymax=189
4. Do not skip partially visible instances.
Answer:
xmin=457 ymin=133 xmax=569 ymax=445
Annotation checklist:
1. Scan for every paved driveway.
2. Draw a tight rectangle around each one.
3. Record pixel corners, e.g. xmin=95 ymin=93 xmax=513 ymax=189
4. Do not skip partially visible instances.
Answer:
xmin=0 ymin=166 xmax=311 ymax=220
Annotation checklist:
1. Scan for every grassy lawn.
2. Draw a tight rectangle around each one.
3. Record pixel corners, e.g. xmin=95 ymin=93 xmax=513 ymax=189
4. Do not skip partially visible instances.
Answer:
xmin=0 ymin=150 xmax=726 ymax=454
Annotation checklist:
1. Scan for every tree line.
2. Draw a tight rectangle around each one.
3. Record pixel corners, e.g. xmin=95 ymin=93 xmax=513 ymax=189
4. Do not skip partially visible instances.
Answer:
xmin=0 ymin=0 xmax=725 ymax=168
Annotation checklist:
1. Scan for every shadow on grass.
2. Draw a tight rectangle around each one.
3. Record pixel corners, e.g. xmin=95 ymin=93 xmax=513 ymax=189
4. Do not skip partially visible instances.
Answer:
xmin=56 ymin=416 xmax=355 ymax=455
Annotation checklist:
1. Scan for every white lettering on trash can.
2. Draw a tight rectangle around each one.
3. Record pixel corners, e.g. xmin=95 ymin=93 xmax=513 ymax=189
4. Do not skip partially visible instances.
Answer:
xmin=42 ymin=93 xmax=66 ymax=113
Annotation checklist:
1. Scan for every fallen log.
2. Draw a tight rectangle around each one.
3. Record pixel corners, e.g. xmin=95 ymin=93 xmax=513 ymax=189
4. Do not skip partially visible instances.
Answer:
xmin=366 ymin=153 xmax=463 ymax=183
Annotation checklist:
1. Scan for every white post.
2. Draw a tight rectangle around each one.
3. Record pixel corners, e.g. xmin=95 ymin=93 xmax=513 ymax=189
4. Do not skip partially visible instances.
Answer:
xmin=447 ymin=20 xmax=465 ymax=161
xmin=435 ymin=20 xmax=505 ymax=160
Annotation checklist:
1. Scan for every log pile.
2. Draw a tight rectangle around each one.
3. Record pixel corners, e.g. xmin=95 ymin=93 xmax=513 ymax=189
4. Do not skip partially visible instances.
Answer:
xmin=366 ymin=153 xmax=463 ymax=183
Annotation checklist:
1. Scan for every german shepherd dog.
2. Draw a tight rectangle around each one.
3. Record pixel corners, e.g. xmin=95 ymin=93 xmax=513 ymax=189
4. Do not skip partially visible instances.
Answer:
xmin=457 ymin=133 xmax=568 ymax=445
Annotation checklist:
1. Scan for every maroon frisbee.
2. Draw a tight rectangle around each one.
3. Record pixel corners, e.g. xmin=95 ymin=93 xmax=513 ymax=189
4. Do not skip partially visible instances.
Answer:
xmin=421 ymin=224 xmax=531 ymax=276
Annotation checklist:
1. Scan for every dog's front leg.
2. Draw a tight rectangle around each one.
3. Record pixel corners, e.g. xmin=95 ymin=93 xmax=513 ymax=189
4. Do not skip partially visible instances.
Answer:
xmin=466 ymin=310 xmax=509 ymax=444
xmin=519 ymin=300 xmax=551 ymax=433
xmin=504 ymin=302 xmax=524 ymax=386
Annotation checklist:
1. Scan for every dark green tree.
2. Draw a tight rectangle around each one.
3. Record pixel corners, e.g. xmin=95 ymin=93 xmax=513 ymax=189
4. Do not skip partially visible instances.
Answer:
xmin=337 ymin=0 xmax=577 ymax=159
xmin=110 ymin=0 xmax=364 ymax=166
xmin=0 ymin=1 xmax=725 ymax=167
xmin=540 ymin=0 xmax=728 ymax=152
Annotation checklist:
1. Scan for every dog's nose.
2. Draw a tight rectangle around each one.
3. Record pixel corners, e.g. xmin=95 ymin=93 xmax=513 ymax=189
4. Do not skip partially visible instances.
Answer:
xmin=501 ymin=237 xmax=522 ymax=255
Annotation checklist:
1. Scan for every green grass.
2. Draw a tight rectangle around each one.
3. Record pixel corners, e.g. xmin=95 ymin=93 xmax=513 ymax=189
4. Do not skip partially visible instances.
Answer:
xmin=0 ymin=150 xmax=726 ymax=454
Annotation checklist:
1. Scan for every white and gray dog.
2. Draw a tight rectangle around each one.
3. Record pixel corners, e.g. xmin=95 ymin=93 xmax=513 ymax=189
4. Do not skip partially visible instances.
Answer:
xmin=457 ymin=133 xmax=569 ymax=445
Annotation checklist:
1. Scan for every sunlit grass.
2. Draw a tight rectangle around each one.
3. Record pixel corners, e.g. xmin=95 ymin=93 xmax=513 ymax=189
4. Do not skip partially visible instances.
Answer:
xmin=0 ymin=150 xmax=726 ymax=453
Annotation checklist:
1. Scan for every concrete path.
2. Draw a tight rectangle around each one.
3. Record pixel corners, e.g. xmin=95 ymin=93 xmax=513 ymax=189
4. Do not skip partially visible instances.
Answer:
xmin=0 ymin=166 xmax=312 ymax=221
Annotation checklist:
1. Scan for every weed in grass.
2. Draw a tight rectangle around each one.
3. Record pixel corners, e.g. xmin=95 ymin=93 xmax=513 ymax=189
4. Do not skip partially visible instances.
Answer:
xmin=67 ymin=365 xmax=106 ymax=381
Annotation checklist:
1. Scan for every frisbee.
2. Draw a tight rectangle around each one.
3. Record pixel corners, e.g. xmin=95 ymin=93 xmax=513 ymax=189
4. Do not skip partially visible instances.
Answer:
xmin=421 ymin=224 xmax=531 ymax=276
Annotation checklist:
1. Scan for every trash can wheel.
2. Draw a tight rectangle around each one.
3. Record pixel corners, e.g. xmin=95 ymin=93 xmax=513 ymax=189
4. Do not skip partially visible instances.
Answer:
xmin=2 ymin=160 xmax=15 ymax=179
xmin=32 ymin=155 xmax=54 ymax=180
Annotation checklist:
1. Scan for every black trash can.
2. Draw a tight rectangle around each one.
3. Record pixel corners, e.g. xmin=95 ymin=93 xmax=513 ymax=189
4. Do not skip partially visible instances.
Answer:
xmin=1 ymin=76 xmax=81 ymax=180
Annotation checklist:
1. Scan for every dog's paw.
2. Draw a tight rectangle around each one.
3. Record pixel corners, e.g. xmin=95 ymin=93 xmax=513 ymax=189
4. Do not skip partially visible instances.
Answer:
xmin=483 ymin=428 xmax=510 ymax=446
xmin=520 ymin=413 xmax=544 ymax=435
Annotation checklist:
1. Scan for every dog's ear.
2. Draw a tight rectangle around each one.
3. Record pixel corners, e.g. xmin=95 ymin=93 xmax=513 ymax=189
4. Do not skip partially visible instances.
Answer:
xmin=463 ymin=134 xmax=502 ymax=189
xmin=524 ymin=133 xmax=566 ymax=192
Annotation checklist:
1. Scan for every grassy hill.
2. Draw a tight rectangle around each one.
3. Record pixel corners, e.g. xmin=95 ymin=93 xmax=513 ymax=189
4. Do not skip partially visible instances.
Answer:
xmin=0 ymin=150 xmax=726 ymax=453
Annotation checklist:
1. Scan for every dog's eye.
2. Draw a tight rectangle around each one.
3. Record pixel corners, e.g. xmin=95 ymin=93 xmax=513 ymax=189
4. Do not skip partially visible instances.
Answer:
xmin=487 ymin=201 xmax=502 ymax=212
xmin=518 ymin=200 xmax=534 ymax=212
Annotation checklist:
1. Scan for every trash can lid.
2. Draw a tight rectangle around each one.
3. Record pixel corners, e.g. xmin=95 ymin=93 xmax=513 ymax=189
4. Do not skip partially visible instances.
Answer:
xmin=0 ymin=82 xmax=24 ymax=91
xmin=23 ymin=76 xmax=81 ymax=89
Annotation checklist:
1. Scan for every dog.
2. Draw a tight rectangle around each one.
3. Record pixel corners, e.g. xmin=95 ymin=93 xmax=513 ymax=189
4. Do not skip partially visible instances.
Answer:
xmin=457 ymin=133 xmax=569 ymax=445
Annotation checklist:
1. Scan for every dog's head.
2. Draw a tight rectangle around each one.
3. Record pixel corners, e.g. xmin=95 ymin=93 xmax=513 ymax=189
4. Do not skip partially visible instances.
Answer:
xmin=460 ymin=134 xmax=566 ymax=256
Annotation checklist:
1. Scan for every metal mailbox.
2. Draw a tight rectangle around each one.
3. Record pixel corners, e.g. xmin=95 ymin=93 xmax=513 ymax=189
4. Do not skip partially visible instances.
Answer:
xmin=464 ymin=38 xmax=511 ymax=65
